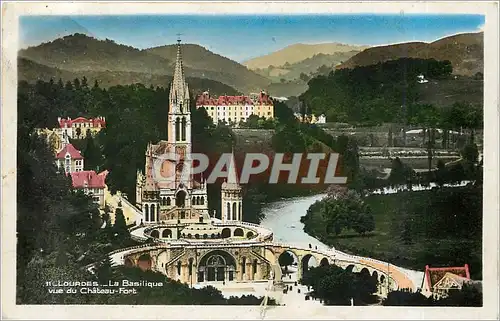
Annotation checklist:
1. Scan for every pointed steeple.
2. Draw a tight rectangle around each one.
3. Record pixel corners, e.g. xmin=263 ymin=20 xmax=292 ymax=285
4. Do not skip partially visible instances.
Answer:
xmin=226 ymin=148 xmax=239 ymax=185
xmin=169 ymin=37 xmax=190 ymax=113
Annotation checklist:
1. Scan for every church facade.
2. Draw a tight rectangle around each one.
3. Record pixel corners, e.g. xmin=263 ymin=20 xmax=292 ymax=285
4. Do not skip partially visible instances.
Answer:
xmin=136 ymin=40 xmax=243 ymax=225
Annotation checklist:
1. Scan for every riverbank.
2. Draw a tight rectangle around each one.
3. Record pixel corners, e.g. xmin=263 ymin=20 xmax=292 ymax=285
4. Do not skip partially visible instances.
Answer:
xmin=299 ymin=184 xmax=482 ymax=280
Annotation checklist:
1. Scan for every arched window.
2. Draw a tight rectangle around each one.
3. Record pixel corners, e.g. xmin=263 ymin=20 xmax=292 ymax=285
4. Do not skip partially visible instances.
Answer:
xmin=232 ymin=202 xmax=237 ymax=221
xmin=192 ymin=197 xmax=196 ymax=205
xmin=144 ymin=204 xmax=149 ymax=221
xmin=241 ymin=257 xmax=246 ymax=274
xmin=253 ymin=259 xmax=257 ymax=276
xmin=166 ymin=197 xmax=171 ymax=206
xmin=177 ymin=261 xmax=182 ymax=275
xmin=201 ymin=197 xmax=205 ymax=205
xmin=226 ymin=202 xmax=231 ymax=221
xmin=181 ymin=117 xmax=186 ymax=141
xmin=188 ymin=258 xmax=194 ymax=276
xmin=238 ymin=202 xmax=242 ymax=220
xmin=175 ymin=118 xmax=180 ymax=141
xmin=150 ymin=204 xmax=156 ymax=221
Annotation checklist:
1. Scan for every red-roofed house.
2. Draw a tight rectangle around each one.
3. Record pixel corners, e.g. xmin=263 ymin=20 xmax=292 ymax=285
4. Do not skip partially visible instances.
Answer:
xmin=195 ymin=91 xmax=274 ymax=126
xmin=421 ymin=264 xmax=476 ymax=299
xmin=70 ymin=170 xmax=108 ymax=208
xmin=55 ymin=143 xmax=84 ymax=174
xmin=56 ymin=116 xmax=106 ymax=140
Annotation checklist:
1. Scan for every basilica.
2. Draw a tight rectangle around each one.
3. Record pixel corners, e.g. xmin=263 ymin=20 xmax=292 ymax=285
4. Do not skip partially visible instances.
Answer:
xmin=135 ymin=39 xmax=243 ymax=227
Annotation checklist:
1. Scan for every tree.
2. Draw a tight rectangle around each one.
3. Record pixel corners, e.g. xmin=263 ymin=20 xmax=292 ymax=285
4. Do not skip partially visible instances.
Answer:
xmin=278 ymin=252 xmax=294 ymax=272
xmin=461 ymin=143 xmax=479 ymax=164
xmin=83 ymin=134 xmax=103 ymax=171
xmin=434 ymin=284 xmax=482 ymax=307
xmin=383 ymin=291 xmax=431 ymax=306
xmin=302 ymin=265 xmax=376 ymax=305
xmin=73 ymin=78 xmax=81 ymax=90
xmin=435 ymin=159 xmax=447 ymax=187
xmin=113 ymin=208 xmax=129 ymax=242
xmin=299 ymin=72 xmax=310 ymax=82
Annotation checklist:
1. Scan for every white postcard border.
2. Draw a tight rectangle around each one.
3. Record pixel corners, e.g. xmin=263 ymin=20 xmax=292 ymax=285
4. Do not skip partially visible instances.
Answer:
xmin=2 ymin=1 xmax=499 ymax=319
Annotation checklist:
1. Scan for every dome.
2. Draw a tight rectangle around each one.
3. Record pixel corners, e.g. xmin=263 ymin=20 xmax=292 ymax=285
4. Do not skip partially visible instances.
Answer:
xmin=180 ymin=223 xmax=223 ymax=239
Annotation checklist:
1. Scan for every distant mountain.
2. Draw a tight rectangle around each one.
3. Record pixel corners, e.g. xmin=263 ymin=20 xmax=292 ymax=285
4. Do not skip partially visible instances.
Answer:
xmin=19 ymin=33 xmax=171 ymax=74
xmin=255 ymin=51 xmax=362 ymax=83
xmin=18 ymin=57 xmax=241 ymax=96
xmin=18 ymin=33 xmax=269 ymax=93
xmin=243 ymin=43 xmax=369 ymax=70
xmin=337 ymin=32 xmax=483 ymax=76
xmin=145 ymin=44 xmax=271 ymax=93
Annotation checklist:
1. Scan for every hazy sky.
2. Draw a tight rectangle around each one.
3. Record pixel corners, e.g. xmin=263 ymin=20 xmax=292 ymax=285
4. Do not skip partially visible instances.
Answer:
xmin=20 ymin=14 xmax=484 ymax=62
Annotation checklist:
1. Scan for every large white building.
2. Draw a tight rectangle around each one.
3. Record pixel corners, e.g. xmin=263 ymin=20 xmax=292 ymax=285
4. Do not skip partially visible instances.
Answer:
xmin=195 ymin=91 xmax=274 ymax=126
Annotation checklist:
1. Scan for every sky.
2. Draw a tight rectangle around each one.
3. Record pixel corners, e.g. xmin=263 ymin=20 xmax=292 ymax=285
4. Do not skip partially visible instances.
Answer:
xmin=20 ymin=14 xmax=484 ymax=62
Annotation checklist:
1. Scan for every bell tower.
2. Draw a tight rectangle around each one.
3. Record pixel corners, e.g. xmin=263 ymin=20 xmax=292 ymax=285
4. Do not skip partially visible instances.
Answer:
xmin=167 ymin=38 xmax=193 ymax=189
xmin=221 ymin=150 xmax=243 ymax=222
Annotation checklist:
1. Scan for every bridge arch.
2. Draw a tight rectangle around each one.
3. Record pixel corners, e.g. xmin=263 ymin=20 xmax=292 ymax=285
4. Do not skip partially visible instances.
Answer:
xmin=320 ymin=257 xmax=330 ymax=266
xmin=345 ymin=264 xmax=356 ymax=273
xmin=301 ymin=254 xmax=318 ymax=279
xmin=278 ymin=250 xmax=298 ymax=275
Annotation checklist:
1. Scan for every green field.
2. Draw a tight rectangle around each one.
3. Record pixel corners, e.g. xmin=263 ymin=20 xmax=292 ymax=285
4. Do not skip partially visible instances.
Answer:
xmin=319 ymin=188 xmax=482 ymax=280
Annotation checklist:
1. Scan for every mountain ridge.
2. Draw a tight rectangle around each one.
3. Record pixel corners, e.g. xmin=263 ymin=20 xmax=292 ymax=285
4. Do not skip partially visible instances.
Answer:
xmin=243 ymin=42 xmax=370 ymax=70
xmin=337 ymin=32 xmax=484 ymax=76
xmin=18 ymin=33 xmax=270 ymax=93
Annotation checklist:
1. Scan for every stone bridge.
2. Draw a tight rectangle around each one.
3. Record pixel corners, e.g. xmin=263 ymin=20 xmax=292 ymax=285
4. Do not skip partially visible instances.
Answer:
xmin=100 ymin=240 xmax=414 ymax=297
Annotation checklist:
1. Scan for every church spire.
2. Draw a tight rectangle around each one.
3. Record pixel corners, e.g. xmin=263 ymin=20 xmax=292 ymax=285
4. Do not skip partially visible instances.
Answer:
xmin=169 ymin=37 xmax=190 ymax=113
xmin=226 ymin=148 xmax=239 ymax=185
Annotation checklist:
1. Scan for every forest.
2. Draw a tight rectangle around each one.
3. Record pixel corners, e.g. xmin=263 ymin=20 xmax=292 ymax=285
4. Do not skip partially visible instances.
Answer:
xmin=299 ymin=58 xmax=482 ymax=129
xmin=18 ymin=78 xmax=366 ymax=224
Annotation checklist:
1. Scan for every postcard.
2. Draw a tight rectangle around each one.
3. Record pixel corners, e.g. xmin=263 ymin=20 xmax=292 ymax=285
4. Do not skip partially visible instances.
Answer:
xmin=2 ymin=1 xmax=499 ymax=319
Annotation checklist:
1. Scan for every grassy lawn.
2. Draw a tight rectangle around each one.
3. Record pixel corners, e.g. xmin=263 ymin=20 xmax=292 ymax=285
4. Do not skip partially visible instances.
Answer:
xmin=321 ymin=189 xmax=482 ymax=279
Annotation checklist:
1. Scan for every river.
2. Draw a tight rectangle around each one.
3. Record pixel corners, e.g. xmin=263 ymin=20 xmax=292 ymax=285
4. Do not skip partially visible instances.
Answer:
xmin=260 ymin=194 xmax=328 ymax=251
xmin=258 ymin=181 xmax=471 ymax=286
xmin=260 ymin=180 xmax=471 ymax=248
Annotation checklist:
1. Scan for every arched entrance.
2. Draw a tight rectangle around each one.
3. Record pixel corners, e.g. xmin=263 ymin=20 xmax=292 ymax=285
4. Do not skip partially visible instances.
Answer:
xmin=320 ymin=257 xmax=329 ymax=266
xmin=197 ymin=250 xmax=236 ymax=282
xmin=176 ymin=190 xmax=186 ymax=207
xmin=151 ymin=230 xmax=160 ymax=238
xmin=124 ymin=258 xmax=133 ymax=267
xmin=137 ymin=254 xmax=152 ymax=271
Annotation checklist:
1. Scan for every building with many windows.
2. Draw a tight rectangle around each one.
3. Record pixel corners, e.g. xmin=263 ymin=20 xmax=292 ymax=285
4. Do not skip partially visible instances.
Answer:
xmin=56 ymin=116 xmax=106 ymax=140
xmin=195 ymin=91 xmax=274 ymax=126
xmin=55 ymin=143 xmax=84 ymax=174
xmin=70 ymin=170 xmax=109 ymax=208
